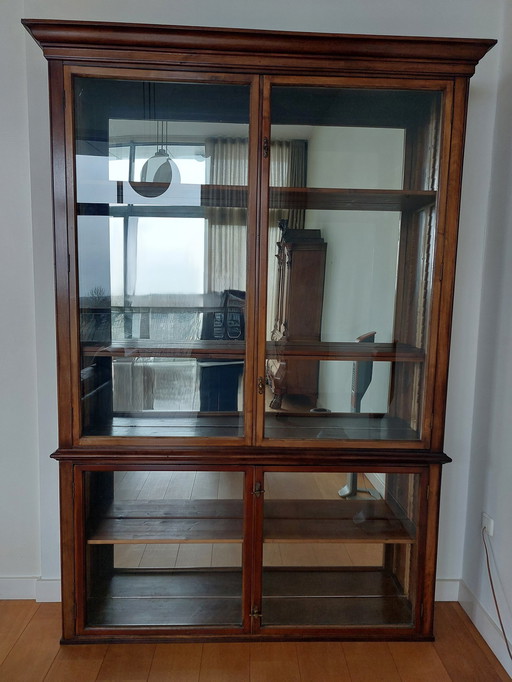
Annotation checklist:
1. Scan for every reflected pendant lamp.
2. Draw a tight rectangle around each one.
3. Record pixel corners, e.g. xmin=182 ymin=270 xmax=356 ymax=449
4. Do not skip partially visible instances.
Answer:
xmin=131 ymin=122 xmax=181 ymax=198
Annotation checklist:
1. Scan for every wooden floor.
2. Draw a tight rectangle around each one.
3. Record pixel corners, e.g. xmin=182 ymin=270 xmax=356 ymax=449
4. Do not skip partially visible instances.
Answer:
xmin=0 ymin=601 xmax=509 ymax=681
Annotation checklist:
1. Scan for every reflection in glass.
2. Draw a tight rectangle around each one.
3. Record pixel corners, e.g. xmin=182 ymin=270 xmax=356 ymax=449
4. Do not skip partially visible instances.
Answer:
xmin=265 ymin=86 xmax=441 ymax=443
xmin=261 ymin=471 xmax=419 ymax=628
xmin=264 ymin=359 xmax=423 ymax=441
xmin=74 ymin=77 xmax=251 ymax=437
xmin=85 ymin=470 xmax=245 ymax=627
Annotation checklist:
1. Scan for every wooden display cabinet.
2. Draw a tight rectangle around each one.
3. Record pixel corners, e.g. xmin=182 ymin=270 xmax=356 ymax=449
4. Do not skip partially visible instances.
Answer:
xmin=23 ymin=19 xmax=494 ymax=642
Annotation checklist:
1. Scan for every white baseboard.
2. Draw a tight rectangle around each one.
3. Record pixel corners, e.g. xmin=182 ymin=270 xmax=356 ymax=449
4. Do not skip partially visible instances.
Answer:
xmin=0 ymin=577 xmax=61 ymax=602
xmin=35 ymin=579 xmax=61 ymax=602
xmin=459 ymin=580 xmax=512 ymax=678
xmin=0 ymin=578 xmax=37 ymax=599
xmin=435 ymin=578 xmax=461 ymax=601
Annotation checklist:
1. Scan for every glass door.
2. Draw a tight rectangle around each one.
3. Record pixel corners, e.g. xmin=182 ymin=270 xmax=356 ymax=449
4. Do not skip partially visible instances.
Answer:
xmin=71 ymin=72 xmax=256 ymax=441
xmin=81 ymin=467 xmax=248 ymax=632
xmin=262 ymin=81 xmax=443 ymax=447
xmin=256 ymin=469 xmax=423 ymax=632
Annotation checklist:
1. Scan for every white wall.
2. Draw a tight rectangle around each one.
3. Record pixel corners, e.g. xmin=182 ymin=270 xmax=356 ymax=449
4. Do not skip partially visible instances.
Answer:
xmin=305 ymin=126 xmax=403 ymax=412
xmin=1 ymin=0 xmax=509 ymax=670
xmin=458 ymin=1 xmax=512 ymax=672
xmin=0 ymin=0 xmax=41 ymax=595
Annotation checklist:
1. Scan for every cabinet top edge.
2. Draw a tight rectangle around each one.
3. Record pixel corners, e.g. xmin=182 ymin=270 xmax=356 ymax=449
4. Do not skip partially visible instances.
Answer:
xmin=22 ymin=18 xmax=496 ymax=69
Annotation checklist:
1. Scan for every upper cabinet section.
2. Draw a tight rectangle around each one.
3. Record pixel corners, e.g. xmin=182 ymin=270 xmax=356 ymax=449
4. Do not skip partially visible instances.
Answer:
xmin=263 ymin=83 xmax=441 ymax=444
xmin=74 ymin=74 xmax=256 ymax=441
xmin=23 ymin=20 xmax=495 ymax=451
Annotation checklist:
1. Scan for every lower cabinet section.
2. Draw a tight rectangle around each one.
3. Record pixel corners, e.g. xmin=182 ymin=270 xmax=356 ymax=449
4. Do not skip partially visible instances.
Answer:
xmin=64 ymin=463 xmax=437 ymax=641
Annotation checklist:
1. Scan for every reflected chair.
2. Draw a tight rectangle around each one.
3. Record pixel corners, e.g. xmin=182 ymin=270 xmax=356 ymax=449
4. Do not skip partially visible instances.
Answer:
xmin=339 ymin=331 xmax=381 ymax=499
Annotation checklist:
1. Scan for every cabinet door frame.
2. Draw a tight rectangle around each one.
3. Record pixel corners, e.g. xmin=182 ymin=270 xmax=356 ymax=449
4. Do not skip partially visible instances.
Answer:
xmin=249 ymin=464 xmax=432 ymax=639
xmin=255 ymin=74 xmax=460 ymax=451
xmin=71 ymin=463 xmax=255 ymax=639
xmin=54 ymin=65 xmax=262 ymax=449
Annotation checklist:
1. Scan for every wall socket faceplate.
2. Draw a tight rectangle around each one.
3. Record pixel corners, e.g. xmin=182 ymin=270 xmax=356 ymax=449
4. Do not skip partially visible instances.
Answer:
xmin=482 ymin=512 xmax=494 ymax=537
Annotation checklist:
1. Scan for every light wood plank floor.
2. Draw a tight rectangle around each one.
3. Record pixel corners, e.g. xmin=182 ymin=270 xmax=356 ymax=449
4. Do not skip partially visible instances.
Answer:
xmin=0 ymin=601 xmax=509 ymax=681
xmin=112 ymin=471 xmax=384 ymax=571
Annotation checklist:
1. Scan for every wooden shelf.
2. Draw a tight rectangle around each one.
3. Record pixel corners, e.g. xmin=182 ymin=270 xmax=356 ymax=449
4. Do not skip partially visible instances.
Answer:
xmin=88 ymin=518 xmax=243 ymax=544
xmin=264 ymin=499 xmax=414 ymax=543
xmin=264 ymin=414 xmax=419 ymax=442
xmin=84 ymin=414 xmax=245 ymax=438
xmin=262 ymin=569 xmax=413 ymax=627
xmin=80 ymin=340 xmax=423 ymax=362
xmin=269 ymin=187 xmax=436 ymax=212
xmin=81 ymin=340 xmax=245 ymax=359
xmin=77 ymin=185 xmax=436 ymax=217
xmin=266 ymin=341 xmax=424 ymax=362
xmin=87 ymin=499 xmax=414 ymax=545
xmin=81 ymin=413 xmax=418 ymax=440
xmin=86 ymin=568 xmax=412 ymax=628
xmin=87 ymin=570 xmax=243 ymax=627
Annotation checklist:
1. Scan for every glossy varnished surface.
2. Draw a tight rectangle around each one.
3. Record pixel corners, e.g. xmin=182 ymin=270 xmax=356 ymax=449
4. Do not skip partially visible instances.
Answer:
xmin=22 ymin=19 xmax=496 ymax=77
xmin=22 ymin=19 xmax=495 ymax=643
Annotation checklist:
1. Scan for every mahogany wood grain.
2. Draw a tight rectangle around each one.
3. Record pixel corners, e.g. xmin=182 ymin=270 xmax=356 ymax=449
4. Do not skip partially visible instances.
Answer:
xmin=430 ymin=77 xmax=472 ymax=453
xmin=88 ymin=517 xmax=243 ymax=543
xmin=59 ymin=461 xmax=76 ymax=641
xmin=421 ymin=463 xmax=443 ymax=637
xmin=87 ymin=497 xmax=414 ymax=545
xmin=48 ymin=60 xmax=73 ymax=449
xmin=23 ymin=19 xmax=494 ymax=643
xmin=81 ymin=339 xmax=424 ymax=361
xmin=22 ymin=20 xmax=495 ymax=78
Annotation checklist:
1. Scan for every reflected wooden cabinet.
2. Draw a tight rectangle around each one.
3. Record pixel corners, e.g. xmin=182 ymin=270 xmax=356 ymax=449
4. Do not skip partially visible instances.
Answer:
xmin=24 ymin=19 xmax=494 ymax=642
xmin=267 ymin=227 xmax=326 ymax=408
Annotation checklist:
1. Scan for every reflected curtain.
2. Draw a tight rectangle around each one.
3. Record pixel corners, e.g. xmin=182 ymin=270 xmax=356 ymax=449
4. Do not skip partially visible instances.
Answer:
xmin=205 ymin=137 xmax=307 ymax=337
xmin=206 ymin=137 xmax=249 ymax=293
xmin=267 ymin=140 xmax=307 ymax=336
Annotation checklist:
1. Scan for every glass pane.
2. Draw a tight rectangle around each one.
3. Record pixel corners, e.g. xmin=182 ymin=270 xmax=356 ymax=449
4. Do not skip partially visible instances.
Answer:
xmin=261 ymin=471 xmax=419 ymax=628
xmin=74 ymin=77 xmax=251 ymax=438
xmin=264 ymin=359 xmax=423 ymax=441
xmin=85 ymin=470 xmax=245 ymax=628
xmin=265 ymin=86 xmax=441 ymax=443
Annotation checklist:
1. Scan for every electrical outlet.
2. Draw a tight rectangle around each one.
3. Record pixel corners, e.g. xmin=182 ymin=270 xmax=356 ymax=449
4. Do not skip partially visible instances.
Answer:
xmin=482 ymin=512 xmax=494 ymax=537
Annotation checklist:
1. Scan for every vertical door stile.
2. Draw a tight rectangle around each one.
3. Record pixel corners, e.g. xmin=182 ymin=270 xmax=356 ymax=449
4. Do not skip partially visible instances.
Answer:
xmin=242 ymin=466 xmax=255 ymax=632
xmin=73 ymin=465 xmax=86 ymax=635
xmin=249 ymin=467 xmax=265 ymax=632
xmin=59 ymin=461 xmax=78 ymax=639
xmin=429 ymin=80 xmax=462 ymax=453
xmin=254 ymin=77 xmax=273 ymax=446
xmin=246 ymin=75 xmax=265 ymax=446
xmin=62 ymin=66 xmax=81 ymax=446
